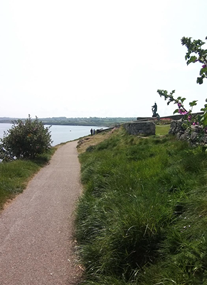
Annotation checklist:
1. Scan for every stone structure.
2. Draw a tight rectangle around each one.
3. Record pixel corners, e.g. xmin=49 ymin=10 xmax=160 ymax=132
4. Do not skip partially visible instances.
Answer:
xmin=169 ymin=119 xmax=207 ymax=146
xmin=137 ymin=117 xmax=155 ymax=121
xmin=169 ymin=120 xmax=186 ymax=136
xmin=123 ymin=121 xmax=155 ymax=136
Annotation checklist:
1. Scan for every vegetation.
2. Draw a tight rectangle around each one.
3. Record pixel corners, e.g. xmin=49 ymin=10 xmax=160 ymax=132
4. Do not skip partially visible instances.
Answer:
xmin=158 ymin=36 xmax=207 ymax=150
xmin=0 ymin=115 xmax=52 ymax=161
xmin=0 ymin=116 xmax=55 ymax=209
xmin=75 ymin=126 xmax=207 ymax=284
xmin=0 ymin=148 xmax=56 ymax=210
xmin=156 ymin=124 xmax=170 ymax=136
xmin=40 ymin=117 xmax=137 ymax=127
xmin=0 ymin=117 xmax=137 ymax=127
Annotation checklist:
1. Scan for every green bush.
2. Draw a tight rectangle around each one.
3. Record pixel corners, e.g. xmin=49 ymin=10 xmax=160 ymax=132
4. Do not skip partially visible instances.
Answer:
xmin=0 ymin=115 xmax=52 ymax=160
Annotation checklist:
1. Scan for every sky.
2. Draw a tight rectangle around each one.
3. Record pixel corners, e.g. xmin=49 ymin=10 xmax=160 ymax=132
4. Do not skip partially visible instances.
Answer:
xmin=0 ymin=0 xmax=207 ymax=119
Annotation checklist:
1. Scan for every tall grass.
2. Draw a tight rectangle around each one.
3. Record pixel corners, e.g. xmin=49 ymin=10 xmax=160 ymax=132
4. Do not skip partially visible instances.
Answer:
xmin=0 ymin=148 xmax=56 ymax=210
xmin=75 ymin=127 xmax=207 ymax=284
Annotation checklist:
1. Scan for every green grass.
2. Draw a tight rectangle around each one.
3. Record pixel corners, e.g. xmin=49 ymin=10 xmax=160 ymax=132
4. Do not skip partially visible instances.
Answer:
xmin=75 ymin=126 xmax=207 ymax=284
xmin=0 ymin=148 xmax=56 ymax=210
xmin=156 ymin=124 xmax=170 ymax=135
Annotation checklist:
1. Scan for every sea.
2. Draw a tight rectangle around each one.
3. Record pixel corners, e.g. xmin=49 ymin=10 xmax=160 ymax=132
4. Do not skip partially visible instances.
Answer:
xmin=0 ymin=123 xmax=107 ymax=146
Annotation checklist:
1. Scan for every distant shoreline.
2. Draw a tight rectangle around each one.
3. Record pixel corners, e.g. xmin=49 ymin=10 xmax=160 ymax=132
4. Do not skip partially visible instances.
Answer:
xmin=0 ymin=117 xmax=137 ymax=127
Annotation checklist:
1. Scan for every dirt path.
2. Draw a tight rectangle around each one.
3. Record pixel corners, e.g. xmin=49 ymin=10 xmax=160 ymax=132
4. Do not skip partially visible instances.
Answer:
xmin=0 ymin=141 xmax=83 ymax=285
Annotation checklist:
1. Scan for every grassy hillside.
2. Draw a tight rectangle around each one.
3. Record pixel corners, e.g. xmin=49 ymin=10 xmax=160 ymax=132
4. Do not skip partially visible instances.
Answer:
xmin=0 ymin=149 xmax=56 ymax=211
xmin=75 ymin=126 xmax=207 ymax=284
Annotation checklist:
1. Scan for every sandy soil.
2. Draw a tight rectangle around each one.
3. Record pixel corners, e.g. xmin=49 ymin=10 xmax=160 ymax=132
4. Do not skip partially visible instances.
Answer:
xmin=0 ymin=141 xmax=83 ymax=285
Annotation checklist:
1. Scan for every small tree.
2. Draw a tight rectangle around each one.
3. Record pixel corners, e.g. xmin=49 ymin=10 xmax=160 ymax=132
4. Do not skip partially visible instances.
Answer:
xmin=0 ymin=115 xmax=52 ymax=160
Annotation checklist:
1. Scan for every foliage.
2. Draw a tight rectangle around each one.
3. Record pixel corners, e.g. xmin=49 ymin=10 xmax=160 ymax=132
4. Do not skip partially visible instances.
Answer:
xmin=0 ymin=115 xmax=52 ymax=160
xmin=0 ymin=147 xmax=56 ymax=210
xmin=157 ymin=36 xmax=207 ymax=149
xmin=39 ymin=117 xmax=137 ymax=127
xmin=181 ymin=36 xmax=207 ymax=84
xmin=75 ymin=127 xmax=207 ymax=284
xmin=0 ymin=117 xmax=137 ymax=127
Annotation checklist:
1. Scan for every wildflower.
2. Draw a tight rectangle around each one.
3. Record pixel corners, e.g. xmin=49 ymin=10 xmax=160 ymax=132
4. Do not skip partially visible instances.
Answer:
xmin=178 ymin=102 xmax=182 ymax=108
xmin=178 ymin=109 xmax=188 ymax=115
xmin=202 ymin=64 xmax=207 ymax=68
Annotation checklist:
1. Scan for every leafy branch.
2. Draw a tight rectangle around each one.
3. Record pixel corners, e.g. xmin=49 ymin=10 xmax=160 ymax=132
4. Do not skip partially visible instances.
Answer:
xmin=158 ymin=36 xmax=207 ymax=150
xmin=181 ymin=36 xmax=207 ymax=84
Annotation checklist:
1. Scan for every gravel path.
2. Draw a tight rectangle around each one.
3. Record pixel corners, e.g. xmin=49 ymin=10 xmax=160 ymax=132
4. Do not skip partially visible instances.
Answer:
xmin=0 ymin=141 xmax=83 ymax=285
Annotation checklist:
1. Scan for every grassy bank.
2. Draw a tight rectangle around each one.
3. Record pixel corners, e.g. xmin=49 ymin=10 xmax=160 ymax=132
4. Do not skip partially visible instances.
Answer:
xmin=75 ymin=126 xmax=207 ymax=284
xmin=0 ymin=148 xmax=56 ymax=210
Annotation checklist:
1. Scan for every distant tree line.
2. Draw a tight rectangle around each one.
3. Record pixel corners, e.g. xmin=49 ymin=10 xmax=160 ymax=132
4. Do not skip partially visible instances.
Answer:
xmin=0 ymin=117 xmax=136 ymax=127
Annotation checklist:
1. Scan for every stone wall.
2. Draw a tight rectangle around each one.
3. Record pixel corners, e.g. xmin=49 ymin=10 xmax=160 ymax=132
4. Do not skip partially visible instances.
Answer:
xmin=123 ymin=121 xmax=155 ymax=136
xmin=169 ymin=119 xmax=207 ymax=145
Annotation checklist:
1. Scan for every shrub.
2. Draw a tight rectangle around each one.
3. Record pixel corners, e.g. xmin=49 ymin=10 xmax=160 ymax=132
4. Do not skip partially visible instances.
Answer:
xmin=0 ymin=115 xmax=52 ymax=160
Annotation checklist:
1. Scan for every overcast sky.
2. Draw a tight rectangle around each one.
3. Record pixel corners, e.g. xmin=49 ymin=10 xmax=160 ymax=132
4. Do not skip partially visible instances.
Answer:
xmin=0 ymin=0 xmax=207 ymax=118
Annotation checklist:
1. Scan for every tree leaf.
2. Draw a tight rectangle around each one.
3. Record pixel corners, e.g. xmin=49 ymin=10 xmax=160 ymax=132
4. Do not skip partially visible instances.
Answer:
xmin=202 ymin=113 xmax=207 ymax=126
xmin=187 ymin=56 xmax=197 ymax=65
xmin=173 ymin=109 xmax=179 ymax=114
xmin=189 ymin=100 xmax=198 ymax=107
xmin=197 ymin=77 xmax=203 ymax=84
xmin=200 ymin=67 xmax=207 ymax=75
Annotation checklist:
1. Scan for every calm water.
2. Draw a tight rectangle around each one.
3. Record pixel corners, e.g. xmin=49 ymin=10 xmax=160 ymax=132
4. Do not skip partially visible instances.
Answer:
xmin=0 ymin=123 xmax=106 ymax=146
